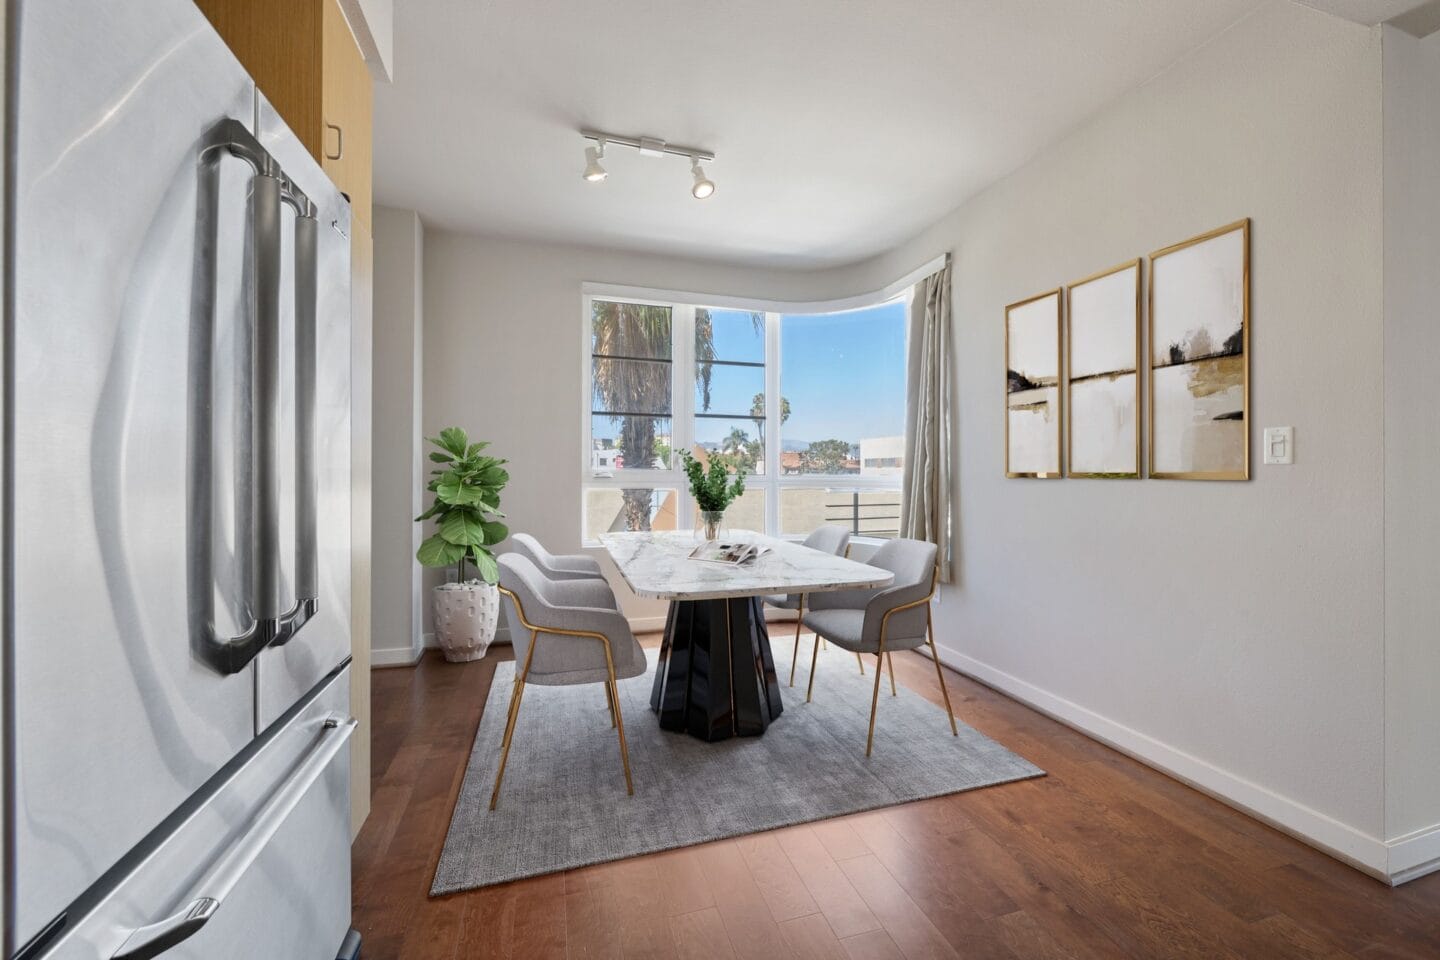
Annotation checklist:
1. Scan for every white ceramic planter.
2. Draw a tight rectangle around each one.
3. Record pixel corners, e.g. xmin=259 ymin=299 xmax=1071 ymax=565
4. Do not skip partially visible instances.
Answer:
xmin=432 ymin=581 xmax=499 ymax=662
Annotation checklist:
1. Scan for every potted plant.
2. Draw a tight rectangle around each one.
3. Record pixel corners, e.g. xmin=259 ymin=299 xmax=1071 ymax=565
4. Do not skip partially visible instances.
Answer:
xmin=680 ymin=449 xmax=745 ymax=540
xmin=415 ymin=427 xmax=509 ymax=662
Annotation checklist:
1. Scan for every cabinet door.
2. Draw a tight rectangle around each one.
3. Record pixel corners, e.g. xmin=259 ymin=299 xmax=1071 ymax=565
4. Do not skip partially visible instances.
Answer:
xmin=192 ymin=0 xmax=325 ymax=158
xmin=322 ymin=0 xmax=373 ymax=229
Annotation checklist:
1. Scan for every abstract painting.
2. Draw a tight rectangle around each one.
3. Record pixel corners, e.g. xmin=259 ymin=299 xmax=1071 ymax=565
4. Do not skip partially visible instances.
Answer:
xmin=1067 ymin=259 xmax=1140 ymax=478
xmin=1149 ymin=219 xmax=1249 ymax=480
xmin=1006 ymin=289 xmax=1062 ymax=478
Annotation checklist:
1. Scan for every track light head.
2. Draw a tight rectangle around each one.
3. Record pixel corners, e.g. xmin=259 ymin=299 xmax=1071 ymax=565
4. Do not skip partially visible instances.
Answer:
xmin=690 ymin=158 xmax=715 ymax=200
xmin=582 ymin=142 xmax=608 ymax=182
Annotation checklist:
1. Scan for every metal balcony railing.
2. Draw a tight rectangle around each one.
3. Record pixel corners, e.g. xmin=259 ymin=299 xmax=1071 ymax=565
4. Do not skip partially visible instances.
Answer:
xmin=826 ymin=492 xmax=901 ymax=539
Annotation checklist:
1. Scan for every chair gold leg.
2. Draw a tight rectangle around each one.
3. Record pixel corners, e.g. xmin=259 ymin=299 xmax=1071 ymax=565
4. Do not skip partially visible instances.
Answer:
xmin=490 ymin=631 xmax=539 ymax=810
xmin=489 ymin=679 xmax=527 ymax=810
xmin=887 ymin=651 xmax=897 ymax=697
xmin=789 ymin=596 xmax=805 ymax=688
xmin=857 ymin=652 xmax=865 ymax=675
xmin=604 ymin=680 xmax=617 ymax=728
xmin=927 ymin=607 xmax=958 ymax=736
xmin=866 ymin=643 xmax=886 ymax=757
xmin=806 ymin=632 xmax=822 ymax=703
xmin=601 ymin=643 xmax=634 ymax=796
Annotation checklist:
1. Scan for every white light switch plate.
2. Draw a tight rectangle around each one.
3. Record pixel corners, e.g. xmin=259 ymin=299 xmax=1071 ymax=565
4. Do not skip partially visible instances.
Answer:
xmin=1263 ymin=426 xmax=1294 ymax=465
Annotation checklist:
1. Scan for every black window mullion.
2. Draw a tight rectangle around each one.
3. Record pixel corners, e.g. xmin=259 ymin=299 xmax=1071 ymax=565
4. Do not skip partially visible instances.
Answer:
xmin=592 ymin=410 xmax=672 ymax=419
xmin=700 ymin=359 xmax=766 ymax=369
xmin=591 ymin=353 xmax=673 ymax=364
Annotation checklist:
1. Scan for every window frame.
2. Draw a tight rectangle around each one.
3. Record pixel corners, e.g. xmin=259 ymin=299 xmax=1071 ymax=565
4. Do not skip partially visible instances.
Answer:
xmin=581 ymin=265 xmax=942 ymax=546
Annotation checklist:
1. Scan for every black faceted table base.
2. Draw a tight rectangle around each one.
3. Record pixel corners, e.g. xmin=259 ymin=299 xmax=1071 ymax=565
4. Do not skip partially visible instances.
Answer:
xmin=649 ymin=596 xmax=784 ymax=741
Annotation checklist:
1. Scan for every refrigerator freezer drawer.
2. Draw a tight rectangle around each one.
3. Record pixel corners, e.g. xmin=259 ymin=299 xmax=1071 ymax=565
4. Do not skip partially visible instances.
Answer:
xmin=35 ymin=666 xmax=354 ymax=960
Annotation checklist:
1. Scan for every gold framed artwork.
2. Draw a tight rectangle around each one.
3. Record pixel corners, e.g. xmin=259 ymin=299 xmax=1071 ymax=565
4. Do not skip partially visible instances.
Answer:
xmin=1005 ymin=289 xmax=1063 ymax=478
xmin=1066 ymin=259 xmax=1141 ymax=478
xmin=1148 ymin=218 xmax=1250 ymax=480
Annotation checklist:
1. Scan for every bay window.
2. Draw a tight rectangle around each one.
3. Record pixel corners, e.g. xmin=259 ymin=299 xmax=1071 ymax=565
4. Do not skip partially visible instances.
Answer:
xmin=583 ymin=291 xmax=907 ymax=544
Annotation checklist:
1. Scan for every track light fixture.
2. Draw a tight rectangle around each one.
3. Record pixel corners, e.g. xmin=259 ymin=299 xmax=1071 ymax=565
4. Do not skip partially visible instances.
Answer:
xmin=582 ymin=140 xmax=608 ymax=182
xmin=689 ymin=157 xmax=715 ymax=199
xmin=580 ymin=130 xmax=717 ymax=199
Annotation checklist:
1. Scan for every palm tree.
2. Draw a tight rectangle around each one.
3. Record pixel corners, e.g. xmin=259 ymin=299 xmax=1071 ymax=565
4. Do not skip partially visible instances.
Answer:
xmin=592 ymin=301 xmax=672 ymax=530
xmin=721 ymin=426 xmax=753 ymax=473
xmin=749 ymin=391 xmax=790 ymax=452
xmin=592 ymin=304 xmax=761 ymax=530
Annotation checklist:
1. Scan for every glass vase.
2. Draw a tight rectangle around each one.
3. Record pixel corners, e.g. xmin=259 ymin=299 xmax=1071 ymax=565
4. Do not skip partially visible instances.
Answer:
xmin=697 ymin=510 xmax=727 ymax=541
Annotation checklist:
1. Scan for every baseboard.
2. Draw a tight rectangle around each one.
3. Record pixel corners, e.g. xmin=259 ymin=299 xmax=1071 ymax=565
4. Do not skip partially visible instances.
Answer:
xmin=927 ymin=641 xmax=1395 ymax=883
xmin=1386 ymin=823 xmax=1440 ymax=884
xmin=371 ymin=645 xmax=423 ymax=668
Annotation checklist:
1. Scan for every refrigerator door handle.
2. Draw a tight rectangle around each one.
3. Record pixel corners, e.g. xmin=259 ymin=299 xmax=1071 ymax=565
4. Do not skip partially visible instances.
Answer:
xmin=251 ymin=169 xmax=285 ymax=647
xmin=193 ymin=119 xmax=288 ymax=673
xmin=272 ymin=178 xmax=319 ymax=646
xmin=110 ymin=714 xmax=357 ymax=960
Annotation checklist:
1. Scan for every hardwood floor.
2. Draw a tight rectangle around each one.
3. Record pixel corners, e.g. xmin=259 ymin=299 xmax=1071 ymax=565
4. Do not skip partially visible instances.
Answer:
xmin=353 ymin=633 xmax=1440 ymax=959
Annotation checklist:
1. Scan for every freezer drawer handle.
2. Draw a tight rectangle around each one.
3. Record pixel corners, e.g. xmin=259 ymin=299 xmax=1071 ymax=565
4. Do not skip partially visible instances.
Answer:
xmin=111 ymin=714 xmax=357 ymax=960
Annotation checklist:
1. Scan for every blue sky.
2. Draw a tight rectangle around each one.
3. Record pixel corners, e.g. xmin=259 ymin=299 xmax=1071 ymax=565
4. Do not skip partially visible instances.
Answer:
xmin=696 ymin=302 xmax=907 ymax=447
xmin=592 ymin=300 xmax=907 ymax=452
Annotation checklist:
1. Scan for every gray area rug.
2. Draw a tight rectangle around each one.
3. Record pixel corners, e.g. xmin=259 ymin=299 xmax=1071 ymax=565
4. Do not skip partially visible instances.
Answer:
xmin=432 ymin=641 xmax=1044 ymax=895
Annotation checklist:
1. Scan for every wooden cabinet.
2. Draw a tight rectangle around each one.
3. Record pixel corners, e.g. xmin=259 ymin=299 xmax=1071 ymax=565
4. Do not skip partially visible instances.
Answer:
xmin=321 ymin=0 xmax=373 ymax=229
xmin=194 ymin=0 xmax=373 ymax=228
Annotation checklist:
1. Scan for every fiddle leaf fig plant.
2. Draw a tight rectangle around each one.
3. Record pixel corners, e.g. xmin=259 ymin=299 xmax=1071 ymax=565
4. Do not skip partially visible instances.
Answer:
xmin=679 ymin=449 xmax=745 ymax=513
xmin=415 ymin=427 xmax=509 ymax=584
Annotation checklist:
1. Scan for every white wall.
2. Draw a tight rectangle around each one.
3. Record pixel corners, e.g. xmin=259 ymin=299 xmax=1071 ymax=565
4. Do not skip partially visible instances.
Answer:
xmin=836 ymin=0 xmax=1396 ymax=872
xmin=1381 ymin=23 xmax=1440 ymax=877
xmin=371 ymin=206 xmax=425 ymax=665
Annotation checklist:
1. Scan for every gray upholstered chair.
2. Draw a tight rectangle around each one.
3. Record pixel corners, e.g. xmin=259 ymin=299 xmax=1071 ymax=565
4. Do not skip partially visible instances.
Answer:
xmin=801 ymin=537 xmax=958 ymax=756
xmin=763 ymin=525 xmax=866 ymax=686
xmin=491 ymin=554 xmax=645 ymax=809
xmin=510 ymin=532 xmax=605 ymax=581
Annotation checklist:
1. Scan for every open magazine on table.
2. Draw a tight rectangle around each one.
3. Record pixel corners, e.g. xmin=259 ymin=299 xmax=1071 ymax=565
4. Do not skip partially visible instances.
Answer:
xmin=688 ymin=541 xmax=772 ymax=566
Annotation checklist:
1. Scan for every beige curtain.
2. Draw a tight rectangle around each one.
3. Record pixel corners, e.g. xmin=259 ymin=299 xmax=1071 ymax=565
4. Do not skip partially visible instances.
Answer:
xmin=900 ymin=260 xmax=954 ymax=582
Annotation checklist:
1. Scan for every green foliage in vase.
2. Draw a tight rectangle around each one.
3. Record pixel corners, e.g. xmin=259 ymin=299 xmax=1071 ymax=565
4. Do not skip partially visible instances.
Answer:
xmin=414 ymin=427 xmax=509 ymax=584
xmin=679 ymin=449 xmax=746 ymax=513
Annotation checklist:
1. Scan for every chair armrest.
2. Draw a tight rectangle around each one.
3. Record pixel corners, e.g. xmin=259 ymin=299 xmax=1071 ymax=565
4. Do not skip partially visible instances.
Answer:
xmin=534 ymin=604 xmax=633 ymax=644
xmin=547 ymin=577 xmax=619 ymax=611
xmin=861 ymin=581 xmax=932 ymax=639
xmin=550 ymin=553 xmax=604 ymax=578
xmin=806 ymin=584 xmax=883 ymax=611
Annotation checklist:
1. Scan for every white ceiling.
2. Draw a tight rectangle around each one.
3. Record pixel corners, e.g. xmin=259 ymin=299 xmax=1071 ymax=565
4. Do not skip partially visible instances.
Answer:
xmin=374 ymin=0 xmax=1289 ymax=269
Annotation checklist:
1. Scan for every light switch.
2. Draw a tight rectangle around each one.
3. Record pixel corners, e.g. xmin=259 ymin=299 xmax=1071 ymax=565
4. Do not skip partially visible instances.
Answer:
xmin=1263 ymin=427 xmax=1294 ymax=465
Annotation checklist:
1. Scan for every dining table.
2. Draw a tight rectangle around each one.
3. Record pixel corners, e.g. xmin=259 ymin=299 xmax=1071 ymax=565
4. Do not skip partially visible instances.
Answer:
xmin=599 ymin=530 xmax=894 ymax=742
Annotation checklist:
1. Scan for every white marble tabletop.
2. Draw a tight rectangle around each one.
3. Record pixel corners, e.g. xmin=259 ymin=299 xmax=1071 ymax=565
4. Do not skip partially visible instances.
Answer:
xmin=599 ymin=530 xmax=894 ymax=601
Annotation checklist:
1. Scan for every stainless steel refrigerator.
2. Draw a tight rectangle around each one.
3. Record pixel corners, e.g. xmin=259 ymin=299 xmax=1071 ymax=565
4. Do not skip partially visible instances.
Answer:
xmin=5 ymin=1 xmax=359 ymax=957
